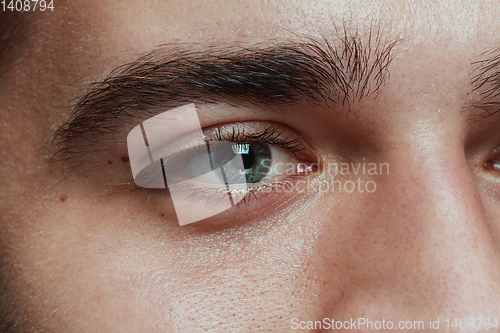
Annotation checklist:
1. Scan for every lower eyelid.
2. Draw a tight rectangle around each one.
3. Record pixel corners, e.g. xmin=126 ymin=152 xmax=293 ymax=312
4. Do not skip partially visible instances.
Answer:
xmin=150 ymin=175 xmax=307 ymax=226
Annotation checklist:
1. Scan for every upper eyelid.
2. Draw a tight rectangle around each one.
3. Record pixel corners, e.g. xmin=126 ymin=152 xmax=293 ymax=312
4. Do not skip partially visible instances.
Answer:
xmin=207 ymin=124 xmax=306 ymax=153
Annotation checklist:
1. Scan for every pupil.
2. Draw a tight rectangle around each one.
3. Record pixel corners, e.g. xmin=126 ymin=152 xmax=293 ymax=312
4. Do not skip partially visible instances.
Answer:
xmin=241 ymin=150 xmax=255 ymax=169
xmin=222 ymin=142 xmax=271 ymax=184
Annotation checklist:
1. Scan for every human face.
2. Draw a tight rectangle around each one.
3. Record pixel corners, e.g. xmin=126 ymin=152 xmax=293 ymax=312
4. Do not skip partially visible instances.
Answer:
xmin=1 ymin=0 xmax=500 ymax=332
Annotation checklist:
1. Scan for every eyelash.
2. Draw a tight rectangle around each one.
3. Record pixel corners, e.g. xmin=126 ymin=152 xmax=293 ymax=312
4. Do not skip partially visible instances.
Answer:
xmin=138 ymin=124 xmax=313 ymax=207
xmin=209 ymin=124 xmax=306 ymax=155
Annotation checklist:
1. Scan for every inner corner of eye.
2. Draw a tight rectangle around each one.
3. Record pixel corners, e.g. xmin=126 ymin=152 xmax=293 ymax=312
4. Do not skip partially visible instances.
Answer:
xmin=297 ymin=161 xmax=320 ymax=174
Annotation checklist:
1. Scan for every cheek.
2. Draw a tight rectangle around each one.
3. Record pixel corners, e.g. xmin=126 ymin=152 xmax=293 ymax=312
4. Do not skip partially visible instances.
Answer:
xmin=1 ymin=185 xmax=328 ymax=331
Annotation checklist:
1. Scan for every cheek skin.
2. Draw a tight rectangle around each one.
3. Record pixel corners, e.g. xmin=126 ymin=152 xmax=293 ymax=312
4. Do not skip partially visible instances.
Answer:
xmin=4 ymin=176 xmax=329 ymax=331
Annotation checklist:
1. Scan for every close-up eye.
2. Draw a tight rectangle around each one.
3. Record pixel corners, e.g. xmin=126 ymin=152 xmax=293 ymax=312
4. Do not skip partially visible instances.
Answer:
xmin=484 ymin=147 xmax=500 ymax=172
xmin=127 ymin=104 xmax=319 ymax=225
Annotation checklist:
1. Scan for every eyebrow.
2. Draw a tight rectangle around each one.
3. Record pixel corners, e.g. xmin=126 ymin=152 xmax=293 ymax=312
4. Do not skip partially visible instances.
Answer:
xmin=470 ymin=48 xmax=500 ymax=118
xmin=54 ymin=35 xmax=398 ymax=153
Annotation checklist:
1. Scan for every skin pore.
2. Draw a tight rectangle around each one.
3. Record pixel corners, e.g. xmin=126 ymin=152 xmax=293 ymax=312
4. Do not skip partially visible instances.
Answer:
xmin=1 ymin=0 xmax=500 ymax=332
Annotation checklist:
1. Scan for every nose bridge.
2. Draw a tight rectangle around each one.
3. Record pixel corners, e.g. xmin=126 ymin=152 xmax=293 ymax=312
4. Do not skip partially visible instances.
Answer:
xmin=382 ymin=142 xmax=500 ymax=312
xmin=314 ymin=137 xmax=500 ymax=322
xmin=394 ymin=144 xmax=496 ymax=268
xmin=399 ymin=144 xmax=486 ymax=239
xmin=402 ymin=143 xmax=497 ymax=302
xmin=398 ymin=142 xmax=494 ymax=248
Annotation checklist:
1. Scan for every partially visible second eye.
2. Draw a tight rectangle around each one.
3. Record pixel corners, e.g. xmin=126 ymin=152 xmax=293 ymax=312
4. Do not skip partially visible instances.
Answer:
xmin=484 ymin=148 xmax=500 ymax=172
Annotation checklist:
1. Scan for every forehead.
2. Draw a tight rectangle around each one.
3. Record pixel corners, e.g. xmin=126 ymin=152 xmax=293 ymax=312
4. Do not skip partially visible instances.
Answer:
xmin=14 ymin=0 xmax=493 ymax=103
xmin=29 ymin=0 xmax=500 ymax=51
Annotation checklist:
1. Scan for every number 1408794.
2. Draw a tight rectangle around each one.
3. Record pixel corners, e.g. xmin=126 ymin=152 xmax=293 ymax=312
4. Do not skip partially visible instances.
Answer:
xmin=2 ymin=0 xmax=54 ymax=11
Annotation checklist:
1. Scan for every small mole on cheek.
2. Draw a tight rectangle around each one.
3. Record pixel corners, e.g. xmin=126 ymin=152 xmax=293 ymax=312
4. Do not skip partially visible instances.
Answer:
xmin=60 ymin=195 xmax=68 ymax=202
xmin=107 ymin=160 xmax=113 ymax=165
xmin=121 ymin=156 xmax=129 ymax=163
xmin=160 ymin=213 xmax=165 ymax=217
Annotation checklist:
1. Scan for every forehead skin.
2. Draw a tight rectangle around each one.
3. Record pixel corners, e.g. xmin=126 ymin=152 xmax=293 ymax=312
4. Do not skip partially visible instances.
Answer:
xmin=1 ymin=0 xmax=500 ymax=332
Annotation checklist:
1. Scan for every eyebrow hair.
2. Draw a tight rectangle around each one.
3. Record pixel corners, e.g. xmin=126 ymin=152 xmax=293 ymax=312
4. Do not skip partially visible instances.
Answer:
xmin=470 ymin=48 xmax=500 ymax=118
xmin=54 ymin=35 xmax=398 ymax=156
